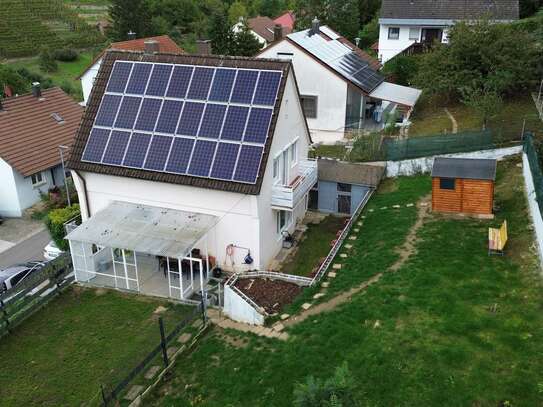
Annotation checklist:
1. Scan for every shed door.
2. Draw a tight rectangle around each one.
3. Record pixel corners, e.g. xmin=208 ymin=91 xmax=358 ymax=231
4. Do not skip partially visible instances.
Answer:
xmin=462 ymin=180 xmax=493 ymax=214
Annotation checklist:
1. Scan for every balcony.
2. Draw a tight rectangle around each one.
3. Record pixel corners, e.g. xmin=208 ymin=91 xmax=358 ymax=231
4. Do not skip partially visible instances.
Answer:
xmin=271 ymin=159 xmax=318 ymax=210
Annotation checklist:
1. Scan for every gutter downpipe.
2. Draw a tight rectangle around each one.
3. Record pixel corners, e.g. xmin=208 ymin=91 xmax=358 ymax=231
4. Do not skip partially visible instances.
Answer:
xmin=73 ymin=170 xmax=90 ymax=219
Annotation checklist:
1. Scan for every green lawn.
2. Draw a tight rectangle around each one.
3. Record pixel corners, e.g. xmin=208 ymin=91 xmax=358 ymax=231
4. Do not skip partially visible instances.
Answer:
xmin=280 ymin=215 xmax=346 ymax=277
xmin=7 ymin=51 xmax=94 ymax=101
xmin=0 ymin=287 xmax=191 ymax=406
xmin=147 ymin=157 xmax=543 ymax=406
xmin=310 ymin=144 xmax=349 ymax=160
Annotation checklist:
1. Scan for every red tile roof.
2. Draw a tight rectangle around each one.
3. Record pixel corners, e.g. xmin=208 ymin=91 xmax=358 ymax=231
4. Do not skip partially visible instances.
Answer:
xmin=247 ymin=16 xmax=292 ymax=43
xmin=0 ymin=88 xmax=84 ymax=176
xmin=78 ymin=35 xmax=184 ymax=79
xmin=273 ymin=11 xmax=295 ymax=30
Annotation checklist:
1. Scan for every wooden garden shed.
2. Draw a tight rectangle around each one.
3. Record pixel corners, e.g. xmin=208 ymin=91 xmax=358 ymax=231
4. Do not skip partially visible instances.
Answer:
xmin=431 ymin=157 xmax=497 ymax=216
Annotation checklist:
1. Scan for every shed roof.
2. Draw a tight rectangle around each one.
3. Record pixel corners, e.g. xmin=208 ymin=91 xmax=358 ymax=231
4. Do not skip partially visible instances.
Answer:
xmin=431 ymin=157 xmax=497 ymax=181
xmin=380 ymin=0 xmax=519 ymax=21
xmin=318 ymin=158 xmax=385 ymax=187
xmin=66 ymin=201 xmax=217 ymax=258
xmin=0 ymin=87 xmax=84 ymax=176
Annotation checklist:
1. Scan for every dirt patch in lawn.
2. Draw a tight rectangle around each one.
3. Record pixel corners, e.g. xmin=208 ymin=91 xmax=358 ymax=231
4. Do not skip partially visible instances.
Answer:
xmin=234 ymin=278 xmax=303 ymax=314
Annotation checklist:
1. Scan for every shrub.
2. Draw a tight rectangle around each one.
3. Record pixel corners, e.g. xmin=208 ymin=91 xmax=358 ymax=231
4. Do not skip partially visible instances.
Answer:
xmin=293 ymin=363 xmax=358 ymax=407
xmin=16 ymin=68 xmax=54 ymax=89
xmin=45 ymin=204 xmax=80 ymax=251
xmin=39 ymin=48 xmax=58 ymax=73
xmin=53 ymin=48 xmax=79 ymax=62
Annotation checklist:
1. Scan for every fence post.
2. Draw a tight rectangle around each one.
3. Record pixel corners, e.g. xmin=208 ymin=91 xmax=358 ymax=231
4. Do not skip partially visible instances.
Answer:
xmin=200 ymin=294 xmax=207 ymax=325
xmin=100 ymin=384 xmax=108 ymax=406
xmin=158 ymin=317 xmax=169 ymax=367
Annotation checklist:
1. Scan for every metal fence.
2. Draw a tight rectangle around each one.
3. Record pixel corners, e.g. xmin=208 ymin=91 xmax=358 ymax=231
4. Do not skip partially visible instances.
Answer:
xmin=98 ymin=301 xmax=206 ymax=406
xmin=524 ymin=134 xmax=543 ymax=213
xmin=0 ymin=254 xmax=73 ymax=337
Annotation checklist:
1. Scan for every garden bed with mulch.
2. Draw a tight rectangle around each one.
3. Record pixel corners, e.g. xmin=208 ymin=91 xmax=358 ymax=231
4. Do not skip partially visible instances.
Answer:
xmin=234 ymin=278 xmax=303 ymax=315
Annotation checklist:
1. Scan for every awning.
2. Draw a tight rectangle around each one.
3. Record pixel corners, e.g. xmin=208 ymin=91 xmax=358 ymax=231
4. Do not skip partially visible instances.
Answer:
xmin=66 ymin=201 xmax=217 ymax=258
xmin=369 ymin=81 xmax=422 ymax=108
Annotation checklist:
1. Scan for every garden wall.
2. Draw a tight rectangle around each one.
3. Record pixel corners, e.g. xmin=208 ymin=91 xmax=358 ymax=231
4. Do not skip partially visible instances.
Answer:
xmin=522 ymin=153 xmax=543 ymax=268
xmin=384 ymin=146 xmax=522 ymax=177
xmin=223 ymin=285 xmax=265 ymax=326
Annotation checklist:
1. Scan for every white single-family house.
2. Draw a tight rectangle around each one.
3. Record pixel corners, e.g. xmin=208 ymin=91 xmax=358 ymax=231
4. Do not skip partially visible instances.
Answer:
xmin=0 ymin=85 xmax=83 ymax=217
xmin=378 ymin=0 xmax=519 ymax=63
xmin=259 ymin=20 xmax=422 ymax=144
xmin=78 ymin=35 xmax=184 ymax=106
xmin=66 ymin=50 xmax=316 ymax=302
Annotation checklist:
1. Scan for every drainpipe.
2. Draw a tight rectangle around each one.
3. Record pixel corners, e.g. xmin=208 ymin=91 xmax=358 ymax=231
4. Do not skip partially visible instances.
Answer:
xmin=73 ymin=170 xmax=90 ymax=219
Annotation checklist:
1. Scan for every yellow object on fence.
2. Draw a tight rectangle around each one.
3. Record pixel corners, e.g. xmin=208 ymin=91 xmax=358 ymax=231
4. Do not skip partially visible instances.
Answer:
xmin=488 ymin=220 xmax=508 ymax=255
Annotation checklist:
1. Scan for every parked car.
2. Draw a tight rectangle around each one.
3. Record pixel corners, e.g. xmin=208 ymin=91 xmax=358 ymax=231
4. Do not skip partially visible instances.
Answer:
xmin=0 ymin=261 xmax=46 ymax=293
xmin=43 ymin=240 xmax=65 ymax=261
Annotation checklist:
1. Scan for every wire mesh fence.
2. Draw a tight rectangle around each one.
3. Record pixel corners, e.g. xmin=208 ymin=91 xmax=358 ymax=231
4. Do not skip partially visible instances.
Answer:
xmin=524 ymin=134 xmax=543 ymax=213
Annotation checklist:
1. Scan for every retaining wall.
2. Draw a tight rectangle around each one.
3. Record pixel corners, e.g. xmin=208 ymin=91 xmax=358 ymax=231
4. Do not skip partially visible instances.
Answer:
xmin=522 ymin=153 xmax=543 ymax=268
xmin=223 ymin=284 xmax=265 ymax=326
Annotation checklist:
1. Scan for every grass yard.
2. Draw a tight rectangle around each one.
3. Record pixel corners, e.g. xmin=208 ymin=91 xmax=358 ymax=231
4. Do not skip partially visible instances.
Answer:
xmin=7 ymin=51 xmax=94 ymax=101
xmin=280 ymin=215 xmax=346 ymax=277
xmin=310 ymin=144 xmax=349 ymax=160
xmin=147 ymin=157 xmax=543 ymax=406
xmin=410 ymin=95 xmax=543 ymax=138
xmin=0 ymin=286 xmax=191 ymax=406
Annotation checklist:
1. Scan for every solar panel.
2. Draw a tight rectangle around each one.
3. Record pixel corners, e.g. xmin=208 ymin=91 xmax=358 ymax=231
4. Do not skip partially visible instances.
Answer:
xmin=188 ymin=140 xmax=216 ymax=177
xmin=135 ymin=98 xmax=162 ymax=132
xmin=102 ymin=130 xmax=130 ymax=165
xmin=187 ymin=67 xmax=214 ymax=100
xmin=221 ymin=106 xmax=249 ymax=141
xmin=198 ymin=104 xmax=226 ymax=139
xmin=84 ymin=61 xmax=284 ymax=185
xmin=123 ymin=133 xmax=151 ymax=168
xmin=144 ymin=135 xmax=173 ymax=171
xmin=82 ymin=128 xmax=110 ymax=162
xmin=107 ymin=62 xmax=132 ymax=93
xmin=244 ymin=108 xmax=272 ymax=144
xmin=233 ymin=145 xmax=263 ymax=183
xmin=210 ymin=142 xmax=240 ymax=180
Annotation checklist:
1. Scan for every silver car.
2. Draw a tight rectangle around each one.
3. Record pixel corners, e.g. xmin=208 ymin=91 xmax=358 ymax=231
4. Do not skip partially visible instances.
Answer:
xmin=0 ymin=262 xmax=45 ymax=293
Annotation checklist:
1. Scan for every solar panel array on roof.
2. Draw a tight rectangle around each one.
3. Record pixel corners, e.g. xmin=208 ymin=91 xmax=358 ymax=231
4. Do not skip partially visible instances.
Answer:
xmin=287 ymin=28 xmax=384 ymax=93
xmin=81 ymin=61 xmax=283 ymax=184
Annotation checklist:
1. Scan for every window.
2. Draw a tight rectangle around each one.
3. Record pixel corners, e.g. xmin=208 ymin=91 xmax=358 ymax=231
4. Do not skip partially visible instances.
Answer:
xmin=273 ymin=156 xmax=280 ymax=180
xmin=290 ymin=140 xmax=298 ymax=165
xmin=409 ymin=27 xmax=419 ymax=41
xmin=277 ymin=52 xmax=294 ymax=60
xmin=276 ymin=210 xmax=291 ymax=234
xmin=337 ymin=183 xmax=352 ymax=193
xmin=300 ymin=95 xmax=318 ymax=118
xmin=388 ymin=27 xmax=400 ymax=40
xmin=440 ymin=178 xmax=455 ymax=190
xmin=31 ymin=172 xmax=45 ymax=187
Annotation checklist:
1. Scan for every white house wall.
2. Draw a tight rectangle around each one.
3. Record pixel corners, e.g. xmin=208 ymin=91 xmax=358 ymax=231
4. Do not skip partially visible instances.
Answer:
xmin=14 ymin=165 xmax=61 ymax=215
xmin=81 ymin=59 xmax=102 ymax=106
xmin=259 ymin=41 xmax=348 ymax=144
xmin=0 ymin=158 xmax=21 ymax=217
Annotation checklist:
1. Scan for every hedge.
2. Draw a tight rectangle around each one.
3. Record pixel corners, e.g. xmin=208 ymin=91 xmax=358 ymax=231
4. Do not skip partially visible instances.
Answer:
xmin=45 ymin=204 xmax=80 ymax=251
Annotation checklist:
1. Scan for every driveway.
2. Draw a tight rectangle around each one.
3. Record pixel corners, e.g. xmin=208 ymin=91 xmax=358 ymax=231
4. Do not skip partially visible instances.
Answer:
xmin=0 ymin=228 xmax=51 ymax=269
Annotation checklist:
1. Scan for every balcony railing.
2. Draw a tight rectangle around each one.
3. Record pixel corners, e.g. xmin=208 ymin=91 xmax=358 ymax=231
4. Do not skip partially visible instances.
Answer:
xmin=271 ymin=159 xmax=318 ymax=210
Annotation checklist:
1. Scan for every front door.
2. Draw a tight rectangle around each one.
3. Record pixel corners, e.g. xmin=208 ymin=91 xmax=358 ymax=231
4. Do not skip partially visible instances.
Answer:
xmin=338 ymin=195 xmax=351 ymax=214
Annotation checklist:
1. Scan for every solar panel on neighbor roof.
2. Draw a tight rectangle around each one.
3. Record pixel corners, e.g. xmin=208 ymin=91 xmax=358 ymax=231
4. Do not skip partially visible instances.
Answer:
xmin=82 ymin=61 xmax=283 ymax=185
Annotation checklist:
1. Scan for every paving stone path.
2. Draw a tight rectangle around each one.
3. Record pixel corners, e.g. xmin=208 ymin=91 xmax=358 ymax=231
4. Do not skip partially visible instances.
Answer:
xmin=207 ymin=309 xmax=289 ymax=341
xmin=444 ymin=108 xmax=458 ymax=134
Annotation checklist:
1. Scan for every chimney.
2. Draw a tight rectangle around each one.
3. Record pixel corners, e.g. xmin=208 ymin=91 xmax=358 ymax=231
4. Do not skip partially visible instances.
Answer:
xmin=273 ymin=24 xmax=283 ymax=42
xmin=196 ymin=39 xmax=212 ymax=55
xmin=144 ymin=39 xmax=159 ymax=54
xmin=32 ymin=82 xmax=41 ymax=98
xmin=127 ymin=30 xmax=136 ymax=40
xmin=311 ymin=17 xmax=320 ymax=36
xmin=355 ymin=37 xmax=361 ymax=47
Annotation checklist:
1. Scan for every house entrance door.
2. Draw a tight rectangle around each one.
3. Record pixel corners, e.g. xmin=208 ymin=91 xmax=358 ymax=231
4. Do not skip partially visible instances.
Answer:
xmin=338 ymin=195 xmax=351 ymax=214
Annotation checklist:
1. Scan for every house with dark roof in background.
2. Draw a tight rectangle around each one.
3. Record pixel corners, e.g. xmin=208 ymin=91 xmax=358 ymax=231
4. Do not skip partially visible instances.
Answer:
xmin=78 ymin=35 xmax=184 ymax=106
xmin=378 ymin=0 xmax=519 ymax=63
xmin=0 ymin=85 xmax=84 ymax=217
xmin=259 ymin=19 xmax=422 ymax=144
xmin=66 ymin=50 xmax=316 ymax=301
xmin=233 ymin=15 xmax=293 ymax=48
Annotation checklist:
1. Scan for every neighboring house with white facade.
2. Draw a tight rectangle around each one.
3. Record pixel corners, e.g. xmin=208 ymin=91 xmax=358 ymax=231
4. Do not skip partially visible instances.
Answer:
xmin=259 ymin=21 xmax=421 ymax=144
xmin=66 ymin=50 xmax=316 ymax=302
xmin=78 ymin=35 xmax=184 ymax=106
xmin=378 ymin=0 xmax=519 ymax=63
xmin=233 ymin=16 xmax=292 ymax=49
xmin=0 ymin=85 xmax=83 ymax=217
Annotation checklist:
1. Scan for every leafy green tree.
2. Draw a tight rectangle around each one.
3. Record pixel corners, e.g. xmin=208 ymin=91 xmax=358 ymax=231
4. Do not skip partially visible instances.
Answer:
xmin=382 ymin=54 xmax=419 ymax=86
xmin=520 ymin=0 xmax=543 ymax=18
xmin=0 ymin=64 xmax=29 ymax=95
xmin=260 ymin=0 xmax=285 ymax=17
xmin=461 ymin=88 xmax=503 ymax=130
xmin=148 ymin=0 xmax=201 ymax=34
xmin=358 ymin=14 xmax=379 ymax=48
xmin=108 ymin=0 xmax=152 ymax=40
xmin=209 ymin=11 xmax=235 ymax=55
xmin=328 ymin=0 xmax=360 ymax=41
xmin=228 ymin=1 xmax=248 ymax=25
xmin=358 ymin=0 xmax=381 ymax=25
xmin=150 ymin=15 xmax=171 ymax=36
xmin=39 ymin=48 xmax=58 ymax=73
xmin=232 ymin=22 xmax=264 ymax=56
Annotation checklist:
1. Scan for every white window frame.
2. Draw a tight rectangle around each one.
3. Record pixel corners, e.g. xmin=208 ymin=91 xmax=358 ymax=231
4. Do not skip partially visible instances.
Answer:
xmin=276 ymin=210 xmax=292 ymax=236
xmin=388 ymin=27 xmax=400 ymax=40
xmin=409 ymin=27 xmax=419 ymax=41
xmin=30 ymin=172 xmax=46 ymax=188
xmin=290 ymin=139 xmax=298 ymax=167
xmin=273 ymin=154 xmax=281 ymax=184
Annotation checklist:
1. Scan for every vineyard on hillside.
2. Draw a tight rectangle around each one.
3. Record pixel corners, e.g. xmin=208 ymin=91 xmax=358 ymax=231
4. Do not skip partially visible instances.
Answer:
xmin=0 ymin=0 xmax=105 ymax=58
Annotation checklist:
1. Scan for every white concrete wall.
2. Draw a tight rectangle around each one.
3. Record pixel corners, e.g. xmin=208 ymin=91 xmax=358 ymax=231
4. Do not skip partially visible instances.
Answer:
xmin=384 ymin=146 xmax=523 ymax=177
xmin=224 ymin=284 xmax=265 ymax=325
xmin=81 ymin=59 xmax=101 ymax=106
xmin=256 ymin=72 xmax=312 ymax=269
xmin=0 ymin=158 xmax=21 ymax=217
xmin=522 ymin=153 xmax=543 ymax=269
xmin=259 ymin=40 xmax=348 ymax=144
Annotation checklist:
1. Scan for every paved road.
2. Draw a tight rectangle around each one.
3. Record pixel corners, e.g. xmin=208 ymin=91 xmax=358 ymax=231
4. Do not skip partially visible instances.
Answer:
xmin=0 ymin=229 xmax=51 ymax=269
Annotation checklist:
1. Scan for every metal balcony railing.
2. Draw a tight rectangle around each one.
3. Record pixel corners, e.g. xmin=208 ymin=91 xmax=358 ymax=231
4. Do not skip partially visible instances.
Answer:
xmin=271 ymin=159 xmax=318 ymax=210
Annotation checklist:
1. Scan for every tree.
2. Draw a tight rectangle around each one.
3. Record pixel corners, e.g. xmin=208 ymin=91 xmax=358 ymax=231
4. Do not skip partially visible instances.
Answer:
xmin=260 ymin=0 xmax=285 ymax=18
xmin=147 ymin=0 xmax=202 ymax=34
xmin=228 ymin=1 xmax=248 ymax=25
xmin=328 ymin=0 xmax=360 ymax=41
xmin=108 ymin=0 xmax=152 ymax=40
xmin=233 ymin=22 xmax=264 ymax=56
xmin=382 ymin=54 xmax=419 ymax=86
xmin=358 ymin=0 xmax=381 ymax=25
xmin=39 ymin=49 xmax=58 ymax=73
xmin=520 ymin=0 xmax=543 ymax=18
xmin=0 ymin=65 xmax=29 ymax=95
xmin=358 ymin=14 xmax=379 ymax=48
xmin=461 ymin=87 xmax=503 ymax=130
xmin=209 ymin=11 xmax=235 ymax=55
